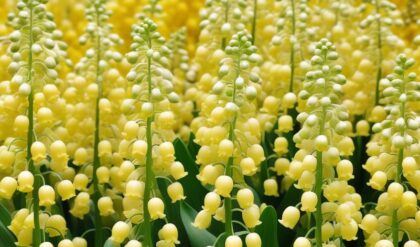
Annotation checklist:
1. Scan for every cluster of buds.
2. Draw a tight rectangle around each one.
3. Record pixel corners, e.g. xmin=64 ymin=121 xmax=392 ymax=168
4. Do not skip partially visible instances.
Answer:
xmin=361 ymin=54 xmax=420 ymax=246
xmin=279 ymin=39 xmax=362 ymax=246
xmin=110 ymin=17 xmax=184 ymax=246
xmin=191 ymin=31 xmax=264 ymax=246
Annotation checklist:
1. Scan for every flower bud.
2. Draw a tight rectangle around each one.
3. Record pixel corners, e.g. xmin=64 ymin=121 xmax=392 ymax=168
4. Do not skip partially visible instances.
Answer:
xmin=337 ymin=160 xmax=354 ymax=181
xmin=340 ymin=219 xmax=358 ymax=241
xmin=264 ymin=178 xmax=279 ymax=197
xmin=278 ymin=115 xmax=293 ymax=133
xmin=192 ymin=209 xmax=212 ymax=229
xmin=240 ymin=157 xmax=257 ymax=176
xmin=73 ymin=174 xmax=89 ymax=191
xmin=17 ymin=170 xmax=34 ymax=193
xmin=374 ymin=240 xmax=393 ymax=247
xmin=167 ymin=182 xmax=186 ymax=203
xmin=242 ymin=204 xmax=261 ymax=228
xmin=124 ymin=240 xmax=142 ymax=247
xmin=72 ymin=237 xmax=87 ymax=247
xmin=314 ymin=135 xmax=329 ymax=152
xmin=39 ymin=185 xmax=56 ymax=207
xmin=57 ymin=180 xmax=76 ymax=201
xmin=125 ymin=180 xmax=145 ymax=199
xmin=58 ymin=239 xmax=74 ymax=247
xmin=31 ymin=141 xmax=47 ymax=164
xmin=279 ymin=206 xmax=300 ymax=229
xmin=225 ymin=235 xmax=242 ymax=247
xmin=293 ymin=237 xmax=311 ymax=247
xmin=98 ymin=196 xmax=115 ymax=216
xmin=367 ymin=171 xmax=387 ymax=190
xmin=45 ymin=215 xmax=67 ymax=237
xmin=159 ymin=223 xmax=179 ymax=244
xmin=0 ymin=176 xmax=17 ymax=199
xmin=111 ymin=221 xmax=131 ymax=243
xmin=237 ymin=188 xmax=254 ymax=209
xmin=245 ymin=233 xmax=261 ymax=247
xmin=170 ymin=161 xmax=188 ymax=180
xmin=300 ymin=191 xmax=317 ymax=212
xmin=148 ymin=197 xmax=165 ymax=220
xmin=359 ymin=214 xmax=378 ymax=234
xmin=214 ymin=175 xmax=233 ymax=197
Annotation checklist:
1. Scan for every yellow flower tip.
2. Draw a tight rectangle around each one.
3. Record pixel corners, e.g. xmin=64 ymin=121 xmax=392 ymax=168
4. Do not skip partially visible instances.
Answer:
xmin=148 ymin=197 xmax=166 ymax=220
xmin=225 ymin=235 xmax=242 ymax=247
xmin=245 ymin=233 xmax=261 ymax=247
xmin=111 ymin=221 xmax=131 ymax=244
xmin=192 ymin=209 xmax=212 ymax=229
xmin=247 ymin=144 xmax=265 ymax=165
xmin=293 ymin=237 xmax=311 ymax=247
xmin=279 ymin=206 xmax=300 ymax=229
xmin=214 ymin=175 xmax=233 ymax=197
xmin=167 ymin=182 xmax=186 ymax=203
xmin=263 ymin=178 xmax=279 ymax=197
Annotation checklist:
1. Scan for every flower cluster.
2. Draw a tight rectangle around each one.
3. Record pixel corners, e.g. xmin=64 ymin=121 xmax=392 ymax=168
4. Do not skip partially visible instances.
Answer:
xmin=361 ymin=54 xmax=419 ymax=246
xmin=279 ymin=39 xmax=362 ymax=246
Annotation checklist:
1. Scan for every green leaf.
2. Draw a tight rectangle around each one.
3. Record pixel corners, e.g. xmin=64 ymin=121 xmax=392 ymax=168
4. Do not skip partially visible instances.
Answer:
xmin=0 ymin=203 xmax=16 ymax=247
xmin=179 ymin=201 xmax=216 ymax=247
xmin=255 ymin=206 xmax=279 ymax=247
xmin=173 ymin=138 xmax=208 ymax=211
xmin=0 ymin=202 xmax=11 ymax=225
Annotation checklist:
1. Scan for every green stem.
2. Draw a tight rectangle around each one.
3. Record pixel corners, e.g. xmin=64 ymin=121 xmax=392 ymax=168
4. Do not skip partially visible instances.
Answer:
xmin=142 ymin=39 xmax=155 ymax=247
xmin=26 ymin=2 xmax=41 ymax=246
xmin=224 ymin=54 xmax=241 ymax=237
xmin=92 ymin=5 xmax=104 ymax=246
xmin=251 ymin=0 xmax=257 ymax=45
xmin=374 ymin=0 xmax=383 ymax=106
xmin=315 ymin=107 xmax=326 ymax=247
xmin=221 ymin=1 xmax=229 ymax=50
xmin=143 ymin=117 xmax=154 ymax=247
xmin=288 ymin=0 xmax=296 ymax=93
xmin=391 ymin=148 xmax=404 ymax=246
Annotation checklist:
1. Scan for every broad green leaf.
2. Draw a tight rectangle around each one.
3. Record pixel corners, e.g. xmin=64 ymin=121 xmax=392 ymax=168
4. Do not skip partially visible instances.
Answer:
xmin=0 ymin=202 xmax=11 ymax=225
xmin=255 ymin=206 xmax=279 ymax=247
xmin=179 ymin=201 xmax=216 ymax=247
xmin=173 ymin=138 xmax=208 ymax=211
